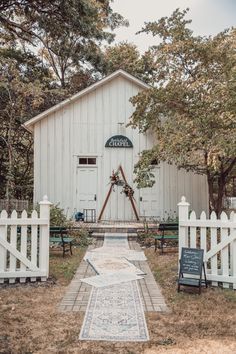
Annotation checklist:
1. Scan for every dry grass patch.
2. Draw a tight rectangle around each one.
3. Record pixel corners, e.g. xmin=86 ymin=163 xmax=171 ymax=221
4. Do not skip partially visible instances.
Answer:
xmin=145 ymin=248 xmax=236 ymax=352
xmin=0 ymin=245 xmax=236 ymax=354
xmin=0 ymin=247 xmax=86 ymax=354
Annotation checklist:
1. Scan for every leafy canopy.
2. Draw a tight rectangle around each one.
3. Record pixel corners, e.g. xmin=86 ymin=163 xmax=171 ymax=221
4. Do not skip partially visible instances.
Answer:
xmin=102 ymin=42 xmax=155 ymax=83
xmin=0 ymin=47 xmax=67 ymax=200
xmin=129 ymin=9 xmax=236 ymax=214
xmin=0 ymin=1 xmax=128 ymax=87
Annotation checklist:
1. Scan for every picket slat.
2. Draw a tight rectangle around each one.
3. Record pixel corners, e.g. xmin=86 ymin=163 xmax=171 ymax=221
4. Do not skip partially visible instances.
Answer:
xmin=9 ymin=210 xmax=17 ymax=284
xmin=31 ymin=210 xmax=38 ymax=273
xmin=200 ymin=211 xmax=207 ymax=252
xmin=0 ymin=210 xmax=8 ymax=283
xmin=190 ymin=211 xmax=196 ymax=248
xmin=20 ymin=210 xmax=28 ymax=283
xmin=232 ymin=213 xmax=236 ymax=290
xmin=210 ymin=212 xmax=218 ymax=287
xmin=220 ymin=212 xmax=229 ymax=289
xmin=200 ymin=211 xmax=207 ymax=280
xmin=230 ymin=211 xmax=234 ymax=274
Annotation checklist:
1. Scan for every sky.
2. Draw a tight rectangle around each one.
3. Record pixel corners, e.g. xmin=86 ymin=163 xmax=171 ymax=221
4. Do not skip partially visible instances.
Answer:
xmin=111 ymin=0 xmax=236 ymax=52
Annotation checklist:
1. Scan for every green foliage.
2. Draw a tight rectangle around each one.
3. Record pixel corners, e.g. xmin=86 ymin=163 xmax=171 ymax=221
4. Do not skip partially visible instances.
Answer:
xmin=33 ymin=203 xmax=69 ymax=226
xmin=137 ymin=232 xmax=155 ymax=248
xmin=72 ymin=228 xmax=92 ymax=247
xmin=0 ymin=53 xmax=41 ymax=200
xmin=49 ymin=204 xmax=68 ymax=227
xmin=136 ymin=217 xmax=156 ymax=248
xmin=102 ymin=42 xmax=155 ymax=83
xmin=163 ymin=210 xmax=178 ymax=223
xmin=0 ymin=1 xmax=128 ymax=88
xmin=49 ymin=248 xmax=85 ymax=284
xmin=0 ymin=48 xmax=67 ymax=200
xmin=223 ymin=289 xmax=236 ymax=303
xmin=0 ymin=2 xmax=128 ymax=199
xmin=130 ymin=9 xmax=236 ymax=216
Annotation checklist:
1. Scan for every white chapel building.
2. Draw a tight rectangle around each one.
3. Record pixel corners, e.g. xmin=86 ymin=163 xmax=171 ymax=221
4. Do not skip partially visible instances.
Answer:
xmin=24 ymin=70 xmax=208 ymax=221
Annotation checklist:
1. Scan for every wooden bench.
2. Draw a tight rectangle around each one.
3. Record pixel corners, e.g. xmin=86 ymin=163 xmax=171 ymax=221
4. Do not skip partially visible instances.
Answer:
xmin=154 ymin=222 xmax=179 ymax=253
xmin=49 ymin=227 xmax=75 ymax=257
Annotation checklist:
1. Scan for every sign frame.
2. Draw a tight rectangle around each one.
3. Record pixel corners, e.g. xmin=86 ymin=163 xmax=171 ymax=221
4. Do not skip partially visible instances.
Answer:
xmin=105 ymin=135 xmax=133 ymax=148
xmin=177 ymin=247 xmax=207 ymax=294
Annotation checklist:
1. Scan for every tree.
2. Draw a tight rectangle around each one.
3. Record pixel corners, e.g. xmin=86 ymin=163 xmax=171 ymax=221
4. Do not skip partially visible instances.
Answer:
xmin=0 ymin=2 xmax=128 ymax=204
xmin=129 ymin=9 xmax=236 ymax=216
xmin=102 ymin=42 xmax=156 ymax=83
xmin=0 ymin=0 xmax=128 ymax=88
xmin=0 ymin=47 xmax=67 ymax=203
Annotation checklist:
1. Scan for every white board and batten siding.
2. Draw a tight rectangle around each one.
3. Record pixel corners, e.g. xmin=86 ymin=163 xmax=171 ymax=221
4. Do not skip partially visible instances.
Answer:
xmin=29 ymin=70 xmax=208 ymax=220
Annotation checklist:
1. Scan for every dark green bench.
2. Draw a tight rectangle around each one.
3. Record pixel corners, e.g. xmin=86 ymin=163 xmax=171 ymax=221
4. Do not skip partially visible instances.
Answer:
xmin=154 ymin=223 xmax=179 ymax=253
xmin=49 ymin=227 xmax=75 ymax=257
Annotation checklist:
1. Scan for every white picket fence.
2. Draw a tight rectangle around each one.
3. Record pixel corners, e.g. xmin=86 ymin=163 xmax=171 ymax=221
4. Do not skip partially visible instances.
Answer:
xmin=178 ymin=196 xmax=236 ymax=289
xmin=0 ymin=196 xmax=51 ymax=283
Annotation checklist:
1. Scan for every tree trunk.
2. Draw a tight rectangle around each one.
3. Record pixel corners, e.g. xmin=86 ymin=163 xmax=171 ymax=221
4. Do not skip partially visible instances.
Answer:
xmin=207 ymin=172 xmax=217 ymax=214
xmin=207 ymin=163 xmax=235 ymax=218
xmin=216 ymin=174 xmax=226 ymax=217
xmin=5 ymin=135 xmax=14 ymax=213
xmin=5 ymin=89 xmax=15 ymax=212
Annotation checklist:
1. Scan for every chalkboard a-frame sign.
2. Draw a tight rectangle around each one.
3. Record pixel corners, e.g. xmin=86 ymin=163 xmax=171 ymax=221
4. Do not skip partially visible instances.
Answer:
xmin=178 ymin=248 xmax=207 ymax=294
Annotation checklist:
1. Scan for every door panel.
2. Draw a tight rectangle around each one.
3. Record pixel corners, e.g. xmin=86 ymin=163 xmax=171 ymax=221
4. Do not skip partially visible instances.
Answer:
xmin=77 ymin=168 xmax=97 ymax=211
xmin=140 ymin=168 xmax=160 ymax=219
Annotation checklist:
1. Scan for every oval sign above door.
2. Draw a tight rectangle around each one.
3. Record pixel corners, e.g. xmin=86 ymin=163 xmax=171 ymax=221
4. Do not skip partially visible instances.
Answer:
xmin=105 ymin=135 xmax=133 ymax=148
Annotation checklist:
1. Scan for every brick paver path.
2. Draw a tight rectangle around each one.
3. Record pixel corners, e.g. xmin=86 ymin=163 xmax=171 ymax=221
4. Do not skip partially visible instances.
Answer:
xmin=58 ymin=238 xmax=168 ymax=313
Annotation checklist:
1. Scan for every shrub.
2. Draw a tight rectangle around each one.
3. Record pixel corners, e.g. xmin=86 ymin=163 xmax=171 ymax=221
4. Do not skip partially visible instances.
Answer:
xmin=33 ymin=203 xmax=69 ymax=226
xmin=49 ymin=204 xmax=68 ymax=227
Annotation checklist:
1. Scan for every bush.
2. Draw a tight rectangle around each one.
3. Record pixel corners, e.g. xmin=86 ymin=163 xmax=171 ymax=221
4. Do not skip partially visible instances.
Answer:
xmin=49 ymin=204 xmax=69 ymax=227
xmin=77 ymin=228 xmax=92 ymax=247
xmin=137 ymin=231 xmax=155 ymax=248
xmin=33 ymin=203 xmax=69 ymax=226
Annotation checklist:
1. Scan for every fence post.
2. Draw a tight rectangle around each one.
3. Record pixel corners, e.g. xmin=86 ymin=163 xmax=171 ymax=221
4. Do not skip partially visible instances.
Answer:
xmin=39 ymin=195 xmax=52 ymax=279
xmin=178 ymin=196 xmax=190 ymax=259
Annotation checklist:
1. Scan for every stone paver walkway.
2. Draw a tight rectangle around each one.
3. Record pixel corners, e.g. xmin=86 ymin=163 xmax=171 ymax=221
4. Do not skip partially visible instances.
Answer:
xmin=58 ymin=238 xmax=168 ymax=313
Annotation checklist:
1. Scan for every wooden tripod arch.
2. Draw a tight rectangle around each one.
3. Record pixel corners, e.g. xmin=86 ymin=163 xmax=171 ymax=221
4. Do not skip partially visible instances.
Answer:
xmin=97 ymin=165 xmax=139 ymax=221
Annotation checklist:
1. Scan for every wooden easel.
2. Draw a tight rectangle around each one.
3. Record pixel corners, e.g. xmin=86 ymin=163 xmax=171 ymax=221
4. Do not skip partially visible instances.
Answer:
xmin=98 ymin=165 xmax=139 ymax=221
xmin=177 ymin=248 xmax=208 ymax=295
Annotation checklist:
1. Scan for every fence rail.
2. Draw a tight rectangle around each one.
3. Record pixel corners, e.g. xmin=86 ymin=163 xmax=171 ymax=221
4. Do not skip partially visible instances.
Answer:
xmin=0 ymin=196 xmax=51 ymax=283
xmin=178 ymin=196 xmax=236 ymax=290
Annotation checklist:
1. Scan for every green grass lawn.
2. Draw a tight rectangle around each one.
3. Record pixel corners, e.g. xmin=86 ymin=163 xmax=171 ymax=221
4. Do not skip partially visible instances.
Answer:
xmin=49 ymin=246 xmax=86 ymax=285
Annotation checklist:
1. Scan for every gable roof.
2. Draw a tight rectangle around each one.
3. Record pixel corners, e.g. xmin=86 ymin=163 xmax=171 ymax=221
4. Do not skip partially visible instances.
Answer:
xmin=24 ymin=69 xmax=150 ymax=132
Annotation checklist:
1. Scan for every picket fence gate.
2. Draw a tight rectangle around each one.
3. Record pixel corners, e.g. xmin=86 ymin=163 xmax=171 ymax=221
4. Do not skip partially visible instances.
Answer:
xmin=178 ymin=196 xmax=236 ymax=289
xmin=0 ymin=196 xmax=51 ymax=283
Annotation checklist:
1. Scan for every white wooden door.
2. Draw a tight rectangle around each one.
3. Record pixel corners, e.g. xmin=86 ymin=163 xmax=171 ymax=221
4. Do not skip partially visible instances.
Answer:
xmin=139 ymin=168 xmax=160 ymax=219
xmin=76 ymin=168 xmax=97 ymax=212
